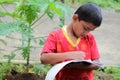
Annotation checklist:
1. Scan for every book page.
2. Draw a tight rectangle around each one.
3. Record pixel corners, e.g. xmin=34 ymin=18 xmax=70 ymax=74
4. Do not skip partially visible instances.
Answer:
xmin=45 ymin=60 xmax=103 ymax=80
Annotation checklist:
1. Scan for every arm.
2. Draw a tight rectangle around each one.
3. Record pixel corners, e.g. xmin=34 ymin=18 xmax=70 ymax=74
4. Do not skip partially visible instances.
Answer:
xmin=40 ymin=51 xmax=85 ymax=65
xmin=40 ymin=52 xmax=68 ymax=64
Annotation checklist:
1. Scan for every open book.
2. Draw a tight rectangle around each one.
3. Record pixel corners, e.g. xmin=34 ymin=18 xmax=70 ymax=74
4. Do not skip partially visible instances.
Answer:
xmin=45 ymin=59 xmax=103 ymax=80
xmin=67 ymin=59 xmax=103 ymax=67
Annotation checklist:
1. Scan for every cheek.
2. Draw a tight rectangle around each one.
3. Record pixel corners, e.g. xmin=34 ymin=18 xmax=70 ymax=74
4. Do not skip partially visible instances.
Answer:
xmin=73 ymin=26 xmax=83 ymax=36
xmin=77 ymin=29 xmax=83 ymax=36
xmin=72 ymin=22 xmax=83 ymax=36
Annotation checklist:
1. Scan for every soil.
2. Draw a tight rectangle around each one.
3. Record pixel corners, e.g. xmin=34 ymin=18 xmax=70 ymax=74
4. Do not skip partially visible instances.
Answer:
xmin=4 ymin=70 xmax=45 ymax=80
xmin=4 ymin=69 xmax=114 ymax=80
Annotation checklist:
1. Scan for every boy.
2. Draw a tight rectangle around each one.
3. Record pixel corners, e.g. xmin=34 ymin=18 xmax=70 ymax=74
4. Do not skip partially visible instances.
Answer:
xmin=41 ymin=2 xmax=102 ymax=80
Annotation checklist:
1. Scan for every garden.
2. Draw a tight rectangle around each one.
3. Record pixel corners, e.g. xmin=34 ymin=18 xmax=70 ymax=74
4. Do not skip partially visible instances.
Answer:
xmin=0 ymin=0 xmax=120 ymax=80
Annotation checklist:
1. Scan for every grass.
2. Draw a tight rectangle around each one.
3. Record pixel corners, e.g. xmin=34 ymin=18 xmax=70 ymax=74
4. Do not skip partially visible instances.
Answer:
xmin=95 ymin=66 xmax=120 ymax=80
xmin=104 ymin=66 xmax=120 ymax=80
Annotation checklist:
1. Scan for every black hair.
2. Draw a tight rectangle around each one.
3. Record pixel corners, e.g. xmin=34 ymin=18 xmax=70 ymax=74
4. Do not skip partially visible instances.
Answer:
xmin=74 ymin=2 xmax=102 ymax=27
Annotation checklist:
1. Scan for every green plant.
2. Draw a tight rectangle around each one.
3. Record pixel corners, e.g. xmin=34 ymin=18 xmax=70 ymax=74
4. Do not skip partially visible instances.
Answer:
xmin=104 ymin=66 xmax=120 ymax=80
xmin=0 ymin=39 xmax=7 ymax=52
xmin=0 ymin=0 xmax=14 ymax=4
xmin=0 ymin=0 xmax=72 ymax=72
xmin=32 ymin=64 xmax=51 ymax=76
xmin=0 ymin=63 xmax=13 ymax=80
xmin=3 ymin=53 xmax=16 ymax=63
xmin=94 ymin=66 xmax=120 ymax=80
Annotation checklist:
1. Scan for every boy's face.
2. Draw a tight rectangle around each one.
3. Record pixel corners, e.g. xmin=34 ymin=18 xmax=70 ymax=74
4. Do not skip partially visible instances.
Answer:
xmin=72 ymin=14 xmax=97 ymax=38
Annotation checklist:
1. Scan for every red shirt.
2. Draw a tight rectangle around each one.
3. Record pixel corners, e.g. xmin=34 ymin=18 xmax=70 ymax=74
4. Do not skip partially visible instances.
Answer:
xmin=42 ymin=27 xmax=100 ymax=80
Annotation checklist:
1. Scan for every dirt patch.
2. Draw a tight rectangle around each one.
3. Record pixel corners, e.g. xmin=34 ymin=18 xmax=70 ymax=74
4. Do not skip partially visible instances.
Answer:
xmin=4 ymin=70 xmax=45 ymax=80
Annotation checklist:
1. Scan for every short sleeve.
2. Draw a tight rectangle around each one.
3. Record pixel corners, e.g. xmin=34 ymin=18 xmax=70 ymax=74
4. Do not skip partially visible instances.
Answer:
xmin=42 ymin=31 xmax=57 ymax=53
xmin=88 ymin=33 xmax=100 ymax=60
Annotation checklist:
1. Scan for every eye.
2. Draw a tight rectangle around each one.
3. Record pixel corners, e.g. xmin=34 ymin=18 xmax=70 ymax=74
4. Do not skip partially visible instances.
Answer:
xmin=83 ymin=26 xmax=93 ymax=31
xmin=83 ymin=26 xmax=88 ymax=31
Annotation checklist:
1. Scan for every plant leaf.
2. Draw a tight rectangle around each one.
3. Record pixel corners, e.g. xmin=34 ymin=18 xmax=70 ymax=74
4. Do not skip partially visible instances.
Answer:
xmin=0 ymin=39 xmax=7 ymax=45
xmin=0 ymin=0 xmax=14 ymax=4
xmin=14 ymin=4 xmax=40 ymax=24
xmin=0 ymin=21 xmax=23 ymax=36
xmin=39 ymin=38 xmax=45 ymax=46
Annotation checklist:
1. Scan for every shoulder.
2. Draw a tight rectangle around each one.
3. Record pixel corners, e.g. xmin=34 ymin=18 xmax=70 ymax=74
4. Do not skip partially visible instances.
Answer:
xmin=49 ymin=25 xmax=66 ymax=35
xmin=48 ymin=29 xmax=62 ymax=37
xmin=50 ymin=29 xmax=62 ymax=34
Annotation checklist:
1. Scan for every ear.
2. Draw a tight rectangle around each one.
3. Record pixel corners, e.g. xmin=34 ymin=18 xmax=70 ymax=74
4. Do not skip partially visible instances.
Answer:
xmin=72 ymin=14 xmax=79 ymax=21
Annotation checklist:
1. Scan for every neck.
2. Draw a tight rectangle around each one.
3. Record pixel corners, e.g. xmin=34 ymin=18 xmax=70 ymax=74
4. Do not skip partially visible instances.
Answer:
xmin=67 ymin=23 xmax=78 ymax=38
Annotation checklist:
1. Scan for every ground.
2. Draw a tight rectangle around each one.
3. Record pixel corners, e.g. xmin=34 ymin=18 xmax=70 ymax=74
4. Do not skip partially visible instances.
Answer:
xmin=0 ymin=4 xmax=120 ymax=66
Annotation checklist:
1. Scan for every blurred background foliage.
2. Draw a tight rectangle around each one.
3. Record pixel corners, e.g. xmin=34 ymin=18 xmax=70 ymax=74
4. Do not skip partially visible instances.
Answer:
xmin=56 ymin=0 xmax=120 ymax=8
xmin=0 ymin=0 xmax=120 ymax=8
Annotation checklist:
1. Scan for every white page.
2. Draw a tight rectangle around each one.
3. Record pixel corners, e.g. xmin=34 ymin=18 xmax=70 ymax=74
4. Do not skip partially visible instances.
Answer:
xmin=45 ymin=60 xmax=103 ymax=80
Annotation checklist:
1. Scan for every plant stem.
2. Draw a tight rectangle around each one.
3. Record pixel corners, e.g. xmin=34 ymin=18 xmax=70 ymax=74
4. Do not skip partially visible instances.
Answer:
xmin=26 ymin=37 xmax=31 ymax=72
xmin=31 ymin=12 xmax=46 ymax=26
xmin=26 ymin=25 xmax=32 ymax=72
